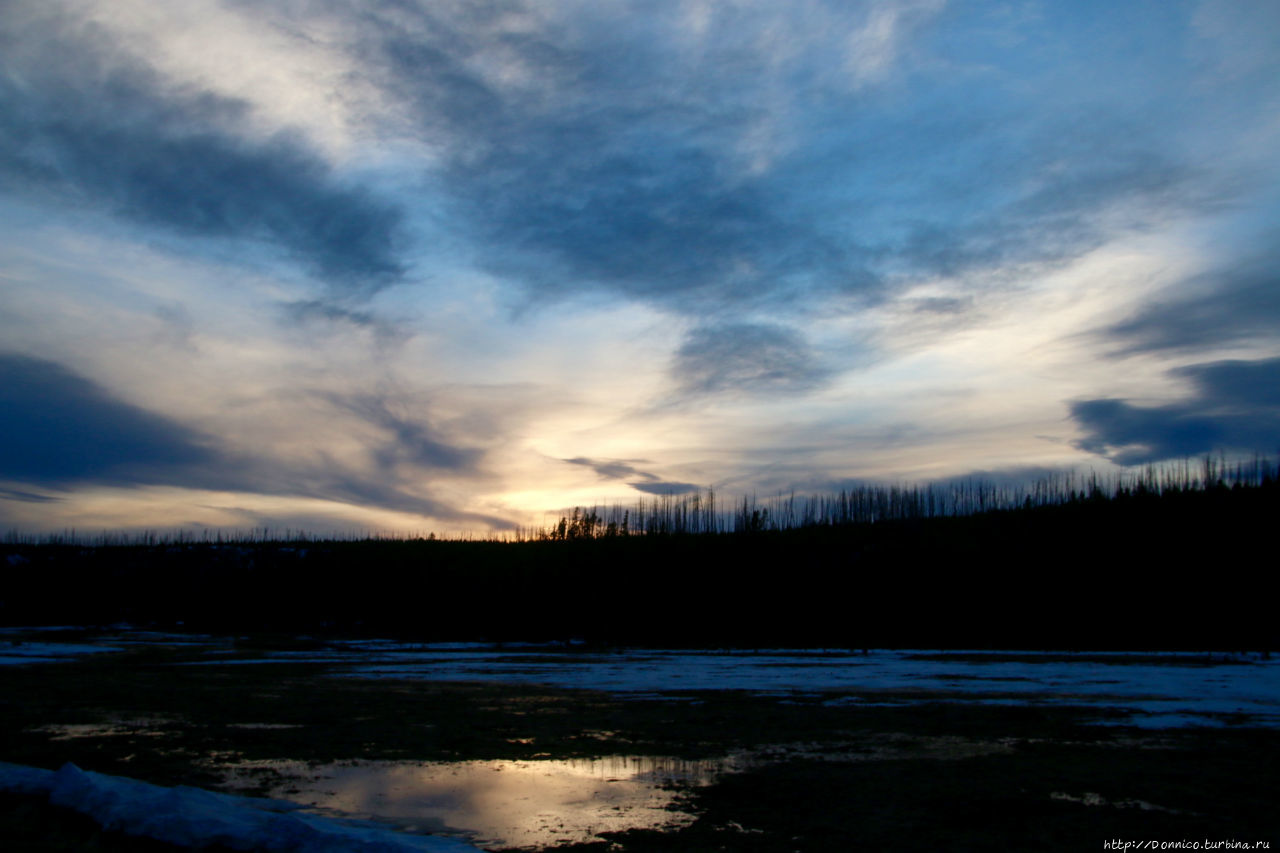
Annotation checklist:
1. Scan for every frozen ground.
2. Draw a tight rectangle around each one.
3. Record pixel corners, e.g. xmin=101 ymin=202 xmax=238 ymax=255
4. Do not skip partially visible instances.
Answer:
xmin=0 ymin=626 xmax=125 ymax=665
xmin=8 ymin=628 xmax=1278 ymax=728
xmin=0 ymin=641 xmax=123 ymax=666
xmin=218 ymin=644 xmax=1280 ymax=729
xmin=4 ymin=631 xmax=1277 ymax=849
xmin=0 ymin=626 xmax=216 ymax=665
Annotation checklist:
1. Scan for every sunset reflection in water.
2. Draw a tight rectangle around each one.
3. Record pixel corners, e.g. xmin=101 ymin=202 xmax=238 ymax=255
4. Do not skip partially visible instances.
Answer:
xmin=221 ymin=754 xmax=745 ymax=848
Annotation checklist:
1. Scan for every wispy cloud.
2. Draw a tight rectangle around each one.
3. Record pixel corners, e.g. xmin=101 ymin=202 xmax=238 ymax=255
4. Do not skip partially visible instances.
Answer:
xmin=281 ymin=300 xmax=412 ymax=348
xmin=327 ymin=393 xmax=482 ymax=473
xmin=672 ymin=323 xmax=831 ymax=397
xmin=345 ymin=0 xmax=902 ymax=312
xmin=0 ymin=7 xmax=406 ymax=293
xmin=0 ymin=353 xmax=505 ymax=526
xmin=0 ymin=486 xmax=63 ymax=504
xmin=1097 ymin=248 xmax=1280 ymax=357
xmin=562 ymin=456 xmax=698 ymax=496
xmin=563 ymin=457 xmax=658 ymax=483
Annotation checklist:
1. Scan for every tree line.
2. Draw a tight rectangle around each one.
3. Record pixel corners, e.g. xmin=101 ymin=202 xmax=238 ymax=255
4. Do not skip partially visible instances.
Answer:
xmin=537 ymin=454 xmax=1280 ymax=539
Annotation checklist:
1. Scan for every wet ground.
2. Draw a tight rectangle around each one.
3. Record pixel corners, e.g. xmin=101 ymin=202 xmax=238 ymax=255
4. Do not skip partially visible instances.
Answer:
xmin=1 ymin=628 xmax=1277 ymax=850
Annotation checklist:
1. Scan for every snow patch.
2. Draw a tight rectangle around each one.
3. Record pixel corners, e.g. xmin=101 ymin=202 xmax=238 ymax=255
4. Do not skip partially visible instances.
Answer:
xmin=0 ymin=641 xmax=123 ymax=665
xmin=0 ymin=762 xmax=480 ymax=852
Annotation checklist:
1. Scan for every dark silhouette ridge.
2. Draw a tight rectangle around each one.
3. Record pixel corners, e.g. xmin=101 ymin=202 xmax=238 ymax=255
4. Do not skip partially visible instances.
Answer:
xmin=2 ymin=467 xmax=1276 ymax=651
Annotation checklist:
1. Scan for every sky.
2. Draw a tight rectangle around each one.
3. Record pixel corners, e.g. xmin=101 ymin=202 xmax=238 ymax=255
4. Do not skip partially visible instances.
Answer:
xmin=2 ymin=0 xmax=1278 ymax=536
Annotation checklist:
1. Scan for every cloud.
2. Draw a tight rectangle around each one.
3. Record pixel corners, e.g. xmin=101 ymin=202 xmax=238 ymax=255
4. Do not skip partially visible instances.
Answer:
xmin=7 ymin=1 xmax=1246 ymax=319
xmin=910 ymin=296 xmax=974 ymax=315
xmin=0 ymin=8 xmax=406 ymax=292
xmin=330 ymin=0 xmax=1241 ymax=326
xmin=1098 ymin=255 xmax=1280 ymax=357
xmin=281 ymin=300 xmax=412 ymax=348
xmin=672 ymin=323 xmax=830 ymax=396
xmin=1192 ymin=0 xmax=1280 ymax=81
xmin=0 ymin=486 xmax=63 ymax=504
xmin=561 ymin=457 xmax=704 ymax=497
xmin=1069 ymin=357 xmax=1280 ymax=465
xmin=628 ymin=481 xmax=702 ymax=496
xmin=222 ymin=390 xmax=503 ymax=525
xmin=261 ymin=465 xmax=510 ymax=528
xmin=563 ymin=457 xmax=658 ymax=483
xmin=0 ymin=353 xmax=503 ymax=526
xmin=348 ymin=0 xmax=896 ymax=311
xmin=844 ymin=0 xmax=945 ymax=88
xmin=562 ymin=456 xmax=700 ymax=496
xmin=327 ymin=393 xmax=482 ymax=473
xmin=4 ymin=1 xmax=1278 ymax=537
xmin=0 ymin=353 xmax=218 ymax=485
xmin=883 ymin=120 xmax=1206 ymax=284
xmin=1178 ymin=358 xmax=1280 ymax=409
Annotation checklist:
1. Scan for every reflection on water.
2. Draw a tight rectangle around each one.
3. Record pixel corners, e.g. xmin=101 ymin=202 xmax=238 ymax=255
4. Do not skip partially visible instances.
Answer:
xmin=216 ymin=735 xmax=1013 ymax=849
xmin=220 ymin=755 xmax=747 ymax=849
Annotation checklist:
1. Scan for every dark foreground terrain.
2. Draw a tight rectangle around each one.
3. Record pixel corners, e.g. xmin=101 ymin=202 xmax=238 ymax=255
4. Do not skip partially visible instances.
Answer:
xmin=5 ymin=479 xmax=1278 ymax=650
xmin=1 ymin=637 xmax=1277 ymax=852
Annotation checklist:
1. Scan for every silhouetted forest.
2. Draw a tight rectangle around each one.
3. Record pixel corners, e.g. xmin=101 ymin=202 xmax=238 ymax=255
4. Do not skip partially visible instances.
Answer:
xmin=535 ymin=455 xmax=1278 ymax=538
xmin=2 ymin=458 xmax=1277 ymax=649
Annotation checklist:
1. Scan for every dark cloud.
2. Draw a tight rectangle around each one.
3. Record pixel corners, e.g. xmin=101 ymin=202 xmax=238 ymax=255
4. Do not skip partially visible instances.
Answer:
xmin=1069 ymin=357 xmax=1280 ymax=465
xmin=349 ymin=1 xmax=873 ymax=310
xmin=1069 ymin=400 xmax=1224 ymax=465
xmin=628 ymin=481 xmax=702 ymax=496
xmin=459 ymin=141 xmax=821 ymax=307
xmin=4 ymin=2 xmax=1238 ymax=317
xmin=0 ymin=486 xmax=63 ymax=504
xmin=0 ymin=15 xmax=405 ymax=292
xmin=0 ymin=353 xmax=502 ymax=525
xmin=672 ymin=323 xmax=830 ymax=396
xmin=336 ymin=0 xmax=1229 ymax=319
xmin=1098 ymin=258 xmax=1280 ymax=357
xmin=0 ymin=353 xmax=217 ymax=485
xmin=0 ymin=0 xmax=1259 ymax=327
xmin=1178 ymin=358 xmax=1280 ymax=409
xmin=561 ymin=457 xmax=702 ymax=497
xmin=563 ymin=457 xmax=658 ymax=483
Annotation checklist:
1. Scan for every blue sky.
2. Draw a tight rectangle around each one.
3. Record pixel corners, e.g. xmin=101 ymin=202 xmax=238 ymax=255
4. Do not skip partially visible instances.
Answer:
xmin=2 ymin=0 xmax=1278 ymax=535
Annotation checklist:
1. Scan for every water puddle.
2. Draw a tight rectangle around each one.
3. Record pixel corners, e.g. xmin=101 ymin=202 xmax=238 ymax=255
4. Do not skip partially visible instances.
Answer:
xmin=218 ymin=754 xmax=746 ymax=849
xmin=214 ymin=734 xmax=1012 ymax=849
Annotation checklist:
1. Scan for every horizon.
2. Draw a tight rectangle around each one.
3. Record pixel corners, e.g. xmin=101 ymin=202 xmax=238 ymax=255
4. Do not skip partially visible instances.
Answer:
xmin=3 ymin=0 xmax=1279 ymax=537
xmin=4 ymin=453 xmax=1271 ymax=543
